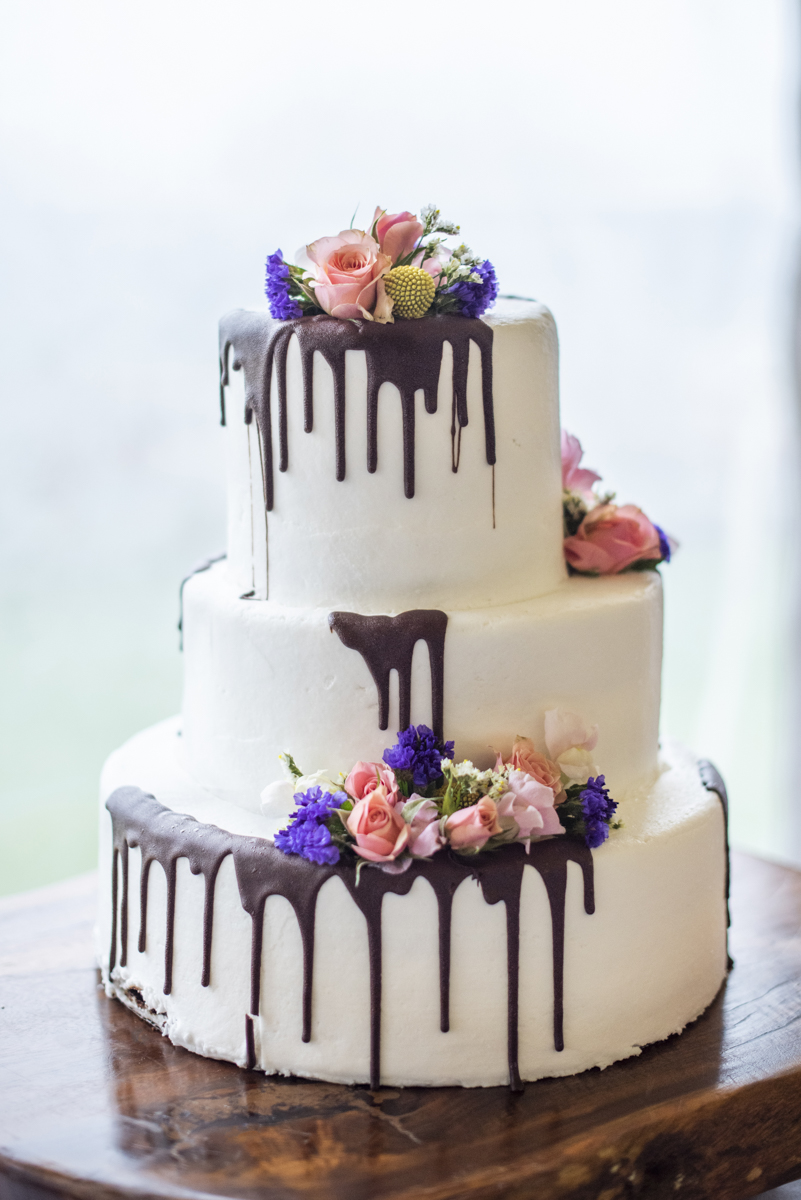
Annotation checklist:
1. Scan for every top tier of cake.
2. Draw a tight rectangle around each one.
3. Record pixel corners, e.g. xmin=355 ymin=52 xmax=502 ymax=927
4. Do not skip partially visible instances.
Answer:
xmin=220 ymin=299 xmax=566 ymax=612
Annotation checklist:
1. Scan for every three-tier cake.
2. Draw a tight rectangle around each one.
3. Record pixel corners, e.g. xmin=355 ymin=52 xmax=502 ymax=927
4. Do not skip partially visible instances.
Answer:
xmin=98 ymin=209 xmax=728 ymax=1090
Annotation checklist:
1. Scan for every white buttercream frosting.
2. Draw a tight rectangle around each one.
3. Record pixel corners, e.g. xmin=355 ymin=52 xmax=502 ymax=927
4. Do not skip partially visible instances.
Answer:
xmin=224 ymin=300 xmax=565 ymax=611
xmin=180 ymin=560 xmax=662 ymax=813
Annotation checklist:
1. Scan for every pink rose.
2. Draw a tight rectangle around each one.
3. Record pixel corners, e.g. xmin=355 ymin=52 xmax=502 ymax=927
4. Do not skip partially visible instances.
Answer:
xmin=373 ymin=207 xmax=424 ymax=264
xmin=495 ymin=737 xmax=561 ymax=794
xmin=498 ymin=772 xmax=565 ymax=844
xmin=561 ymin=431 xmax=601 ymax=499
xmin=564 ymin=503 xmax=661 ymax=575
xmin=445 ymin=796 xmax=501 ymax=851
xmin=401 ymin=796 xmax=443 ymax=859
xmin=346 ymin=786 xmax=410 ymax=863
xmin=345 ymin=761 xmax=400 ymax=806
xmin=299 ymin=230 xmax=391 ymax=320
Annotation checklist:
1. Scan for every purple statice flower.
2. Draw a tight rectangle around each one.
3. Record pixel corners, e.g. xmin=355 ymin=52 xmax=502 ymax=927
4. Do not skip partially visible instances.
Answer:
xmin=449 ymin=259 xmax=499 ymax=319
xmin=383 ymin=724 xmax=455 ymax=790
xmin=655 ymin=524 xmax=671 ymax=563
xmin=580 ymin=775 xmax=618 ymax=849
xmin=265 ymin=249 xmax=303 ymax=320
xmin=274 ymin=785 xmax=346 ymax=866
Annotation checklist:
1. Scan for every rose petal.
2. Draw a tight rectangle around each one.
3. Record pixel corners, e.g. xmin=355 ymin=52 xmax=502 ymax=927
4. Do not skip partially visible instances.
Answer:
xmin=537 ymin=807 xmax=566 ymax=836
xmin=544 ymin=709 xmax=598 ymax=760
xmin=330 ymin=302 xmax=367 ymax=319
xmin=372 ymin=278 xmax=394 ymax=324
xmin=381 ymin=218 xmax=424 ymax=264
xmin=314 ymin=280 xmax=364 ymax=316
xmin=352 ymin=824 xmax=410 ymax=862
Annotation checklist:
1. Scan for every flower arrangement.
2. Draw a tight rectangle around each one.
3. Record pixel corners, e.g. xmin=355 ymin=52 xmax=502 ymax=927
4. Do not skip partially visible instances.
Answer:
xmin=269 ymin=710 xmax=619 ymax=876
xmin=561 ymin=432 xmax=675 ymax=575
xmin=265 ymin=206 xmax=499 ymax=324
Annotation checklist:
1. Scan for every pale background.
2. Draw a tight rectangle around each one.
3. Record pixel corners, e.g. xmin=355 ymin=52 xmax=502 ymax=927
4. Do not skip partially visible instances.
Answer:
xmin=1 ymin=0 xmax=799 ymax=894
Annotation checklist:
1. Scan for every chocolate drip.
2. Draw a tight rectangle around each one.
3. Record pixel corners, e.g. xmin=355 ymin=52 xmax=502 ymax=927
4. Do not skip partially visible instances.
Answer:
xmin=699 ymin=759 xmax=733 ymax=969
xmin=109 ymin=846 xmax=118 ymax=976
xmin=335 ymin=857 xmax=429 ymax=1090
xmin=106 ymin=788 xmax=595 ymax=1091
xmin=229 ymin=837 xmax=334 ymax=1039
xmin=245 ymin=1015 xmax=256 ymax=1070
xmin=329 ymin=609 xmax=448 ymax=738
xmin=178 ymin=553 xmax=226 ymax=651
xmin=471 ymin=841 xmax=594 ymax=1092
xmin=219 ymin=341 xmax=229 ymax=426
xmin=436 ymin=884 xmax=457 ymax=1033
xmin=163 ymin=858 xmax=177 ymax=995
xmin=196 ymin=857 xmax=223 ymax=989
xmin=108 ymin=789 xmax=233 ymax=994
xmin=137 ymin=858 xmax=151 ymax=954
xmin=119 ymin=842 xmax=129 ymax=967
xmin=218 ymin=311 xmax=495 ymax=509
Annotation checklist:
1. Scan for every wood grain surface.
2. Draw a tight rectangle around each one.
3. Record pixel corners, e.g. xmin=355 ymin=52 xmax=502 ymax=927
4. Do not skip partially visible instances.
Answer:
xmin=1 ymin=851 xmax=801 ymax=1200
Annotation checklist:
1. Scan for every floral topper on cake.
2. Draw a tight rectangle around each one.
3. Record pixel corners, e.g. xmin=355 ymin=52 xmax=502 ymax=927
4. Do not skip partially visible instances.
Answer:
xmin=561 ymin=432 xmax=677 ymax=575
xmin=265 ymin=205 xmax=499 ymax=325
xmin=263 ymin=712 xmax=620 ymax=876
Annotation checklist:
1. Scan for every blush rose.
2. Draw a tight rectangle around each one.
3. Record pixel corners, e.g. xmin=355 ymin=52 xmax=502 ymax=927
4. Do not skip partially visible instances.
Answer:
xmin=299 ymin=230 xmax=391 ymax=320
xmin=373 ymin=207 xmax=424 ymax=264
xmin=495 ymin=737 xmax=561 ymax=794
xmin=563 ymin=503 xmax=662 ymax=575
xmin=561 ymin=431 xmax=601 ymax=499
xmin=346 ymin=786 xmax=410 ymax=863
xmin=345 ymin=761 xmax=400 ymax=807
xmin=498 ymin=772 xmax=565 ymax=843
xmin=445 ymin=796 xmax=502 ymax=851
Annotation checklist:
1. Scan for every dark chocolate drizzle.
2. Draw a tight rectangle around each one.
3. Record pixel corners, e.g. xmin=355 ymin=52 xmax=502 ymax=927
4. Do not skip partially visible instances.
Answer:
xmin=177 ymin=552 xmax=226 ymax=652
xmin=245 ymin=1015 xmax=256 ymax=1070
xmin=329 ymin=609 xmax=448 ymax=739
xmin=218 ymin=311 xmax=495 ymax=509
xmin=107 ymin=787 xmax=593 ymax=1091
xmin=699 ymin=759 xmax=733 ymax=970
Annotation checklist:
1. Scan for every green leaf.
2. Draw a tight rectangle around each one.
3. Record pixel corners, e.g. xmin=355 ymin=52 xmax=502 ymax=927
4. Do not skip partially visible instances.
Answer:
xmin=280 ymin=751 xmax=303 ymax=780
xmin=625 ymin=559 xmax=662 ymax=573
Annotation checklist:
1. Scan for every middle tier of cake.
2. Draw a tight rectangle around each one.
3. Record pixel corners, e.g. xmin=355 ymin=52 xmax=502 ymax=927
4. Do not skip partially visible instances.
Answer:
xmin=180 ymin=561 xmax=663 ymax=813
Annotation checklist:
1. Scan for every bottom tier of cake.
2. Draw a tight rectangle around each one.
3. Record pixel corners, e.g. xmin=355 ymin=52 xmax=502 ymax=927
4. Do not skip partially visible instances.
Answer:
xmin=97 ymin=718 xmax=729 ymax=1089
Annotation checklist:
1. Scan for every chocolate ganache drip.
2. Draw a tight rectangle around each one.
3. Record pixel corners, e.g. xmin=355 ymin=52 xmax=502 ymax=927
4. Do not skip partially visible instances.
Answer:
xmin=699 ymin=759 xmax=732 ymax=969
xmin=218 ymin=312 xmax=495 ymax=509
xmin=328 ymin=609 xmax=448 ymax=739
xmin=106 ymin=787 xmax=594 ymax=1092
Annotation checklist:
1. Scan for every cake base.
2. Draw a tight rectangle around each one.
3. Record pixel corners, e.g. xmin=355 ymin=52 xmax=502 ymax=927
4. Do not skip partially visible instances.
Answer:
xmin=98 ymin=719 xmax=728 ymax=1089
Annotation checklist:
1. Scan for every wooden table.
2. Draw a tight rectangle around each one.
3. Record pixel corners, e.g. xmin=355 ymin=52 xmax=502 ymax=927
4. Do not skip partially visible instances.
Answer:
xmin=1 ymin=852 xmax=801 ymax=1200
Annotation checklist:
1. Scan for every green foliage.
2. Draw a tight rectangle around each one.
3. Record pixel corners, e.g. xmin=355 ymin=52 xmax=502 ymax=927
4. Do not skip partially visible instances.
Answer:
xmin=280 ymin=751 xmax=303 ymax=780
xmin=563 ymin=491 xmax=588 ymax=537
xmin=440 ymin=761 xmax=504 ymax=816
xmin=556 ymin=784 xmax=588 ymax=841
xmin=286 ymin=263 xmax=324 ymax=315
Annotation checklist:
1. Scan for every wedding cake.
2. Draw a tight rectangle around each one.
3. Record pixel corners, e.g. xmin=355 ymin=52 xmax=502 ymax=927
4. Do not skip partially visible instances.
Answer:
xmin=97 ymin=206 xmax=729 ymax=1090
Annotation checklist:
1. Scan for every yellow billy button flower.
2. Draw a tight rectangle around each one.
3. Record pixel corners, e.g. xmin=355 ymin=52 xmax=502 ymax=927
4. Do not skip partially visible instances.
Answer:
xmin=383 ymin=265 xmax=435 ymax=319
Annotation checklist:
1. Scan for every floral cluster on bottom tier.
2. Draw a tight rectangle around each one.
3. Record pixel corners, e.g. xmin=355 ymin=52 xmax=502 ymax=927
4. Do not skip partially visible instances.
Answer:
xmin=261 ymin=710 xmax=620 ymax=876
